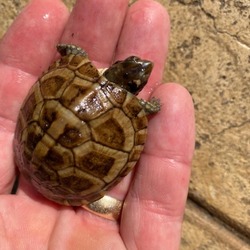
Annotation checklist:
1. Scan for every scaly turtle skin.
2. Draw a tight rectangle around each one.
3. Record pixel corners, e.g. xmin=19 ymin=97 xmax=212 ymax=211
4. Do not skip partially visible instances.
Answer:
xmin=14 ymin=44 xmax=160 ymax=206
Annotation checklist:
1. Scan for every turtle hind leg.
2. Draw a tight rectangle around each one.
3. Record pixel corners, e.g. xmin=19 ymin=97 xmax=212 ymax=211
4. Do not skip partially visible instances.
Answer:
xmin=57 ymin=44 xmax=88 ymax=57
xmin=139 ymin=97 xmax=161 ymax=114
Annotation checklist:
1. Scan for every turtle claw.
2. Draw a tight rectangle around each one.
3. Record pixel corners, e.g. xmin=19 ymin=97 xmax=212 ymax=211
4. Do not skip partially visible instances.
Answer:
xmin=139 ymin=97 xmax=161 ymax=114
xmin=57 ymin=44 xmax=88 ymax=57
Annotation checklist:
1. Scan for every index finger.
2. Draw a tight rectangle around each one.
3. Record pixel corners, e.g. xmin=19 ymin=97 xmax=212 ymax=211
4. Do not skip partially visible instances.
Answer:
xmin=60 ymin=0 xmax=129 ymax=68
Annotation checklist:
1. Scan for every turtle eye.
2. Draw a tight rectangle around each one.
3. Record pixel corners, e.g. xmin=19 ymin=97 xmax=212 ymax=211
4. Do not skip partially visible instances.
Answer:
xmin=123 ymin=72 xmax=129 ymax=79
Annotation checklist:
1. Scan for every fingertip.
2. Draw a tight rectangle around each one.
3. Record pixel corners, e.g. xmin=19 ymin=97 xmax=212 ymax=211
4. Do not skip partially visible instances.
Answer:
xmin=130 ymin=0 xmax=171 ymax=28
xmin=0 ymin=0 xmax=69 ymax=75
xmin=153 ymin=83 xmax=194 ymax=116
xmin=116 ymin=0 xmax=170 ymax=56
xmin=117 ymin=0 xmax=170 ymax=57
xmin=60 ymin=0 xmax=129 ymax=67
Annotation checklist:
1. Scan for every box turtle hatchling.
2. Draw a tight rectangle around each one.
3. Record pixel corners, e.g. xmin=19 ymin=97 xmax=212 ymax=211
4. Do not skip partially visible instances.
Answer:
xmin=14 ymin=44 xmax=161 ymax=206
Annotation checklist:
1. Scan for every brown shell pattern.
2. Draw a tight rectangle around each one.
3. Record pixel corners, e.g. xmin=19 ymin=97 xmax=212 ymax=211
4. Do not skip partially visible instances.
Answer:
xmin=14 ymin=53 xmax=148 ymax=206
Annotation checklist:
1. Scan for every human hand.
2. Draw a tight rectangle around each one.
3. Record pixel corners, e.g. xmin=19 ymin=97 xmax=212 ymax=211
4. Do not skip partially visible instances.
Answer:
xmin=0 ymin=0 xmax=195 ymax=249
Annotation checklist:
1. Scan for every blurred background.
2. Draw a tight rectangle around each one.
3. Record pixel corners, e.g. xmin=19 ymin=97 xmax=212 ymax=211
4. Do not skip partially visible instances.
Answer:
xmin=0 ymin=0 xmax=249 ymax=249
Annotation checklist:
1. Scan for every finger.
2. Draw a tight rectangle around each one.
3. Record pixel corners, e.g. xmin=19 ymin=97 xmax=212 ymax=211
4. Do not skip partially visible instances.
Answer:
xmin=0 ymin=0 xmax=69 ymax=76
xmin=60 ymin=0 xmax=129 ymax=67
xmin=103 ymin=0 xmax=170 ymax=200
xmin=121 ymin=83 xmax=195 ymax=249
xmin=0 ymin=119 xmax=16 ymax=194
xmin=0 ymin=0 xmax=69 ymax=194
xmin=114 ymin=0 xmax=170 ymax=99
xmin=0 ymin=0 xmax=69 ymax=122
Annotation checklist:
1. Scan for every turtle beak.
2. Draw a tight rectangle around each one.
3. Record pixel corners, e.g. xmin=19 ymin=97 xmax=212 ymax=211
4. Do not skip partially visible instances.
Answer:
xmin=129 ymin=57 xmax=153 ymax=94
xmin=139 ymin=60 xmax=153 ymax=84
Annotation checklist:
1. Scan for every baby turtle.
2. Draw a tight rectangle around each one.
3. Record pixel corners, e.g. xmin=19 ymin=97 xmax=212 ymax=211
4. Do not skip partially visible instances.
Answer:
xmin=14 ymin=44 xmax=160 ymax=206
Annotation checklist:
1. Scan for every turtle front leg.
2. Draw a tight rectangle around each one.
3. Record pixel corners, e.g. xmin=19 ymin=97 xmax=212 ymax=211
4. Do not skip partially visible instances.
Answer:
xmin=57 ymin=44 xmax=88 ymax=57
xmin=139 ymin=97 xmax=161 ymax=114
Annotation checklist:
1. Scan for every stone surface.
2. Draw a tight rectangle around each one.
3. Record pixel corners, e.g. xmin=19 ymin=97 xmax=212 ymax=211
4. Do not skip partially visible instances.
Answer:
xmin=0 ymin=0 xmax=26 ymax=38
xmin=183 ymin=200 xmax=250 ymax=250
xmin=163 ymin=1 xmax=250 ymax=246
xmin=0 ymin=0 xmax=249 ymax=249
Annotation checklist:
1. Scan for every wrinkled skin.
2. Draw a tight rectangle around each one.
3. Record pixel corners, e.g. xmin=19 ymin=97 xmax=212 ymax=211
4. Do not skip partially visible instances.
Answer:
xmin=0 ymin=0 xmax=195 ymax=249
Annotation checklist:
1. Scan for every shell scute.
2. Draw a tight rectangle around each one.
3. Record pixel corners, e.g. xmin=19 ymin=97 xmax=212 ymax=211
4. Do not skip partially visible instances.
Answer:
xmin=122 ymin=95 xmax=145 ymax=118
xmin=101 ymin=81 xmax=127 ymax=106
xmin=73 ymin=141 xmax=128 ymax=182
xmin=89 ymin=108 xmax=135 ymax=151
xmin=39 ymin=68 xmax=74 ymax=99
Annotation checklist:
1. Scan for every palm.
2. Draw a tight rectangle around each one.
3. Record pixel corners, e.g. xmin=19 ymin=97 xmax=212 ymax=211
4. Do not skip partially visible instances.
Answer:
xmin=0 ymin=0 xmax=195 ymax=249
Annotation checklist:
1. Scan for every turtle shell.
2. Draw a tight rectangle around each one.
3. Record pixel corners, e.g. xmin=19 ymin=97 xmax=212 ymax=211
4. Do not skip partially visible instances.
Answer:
xmin=14 ymin=51 xmax=148 ymax=206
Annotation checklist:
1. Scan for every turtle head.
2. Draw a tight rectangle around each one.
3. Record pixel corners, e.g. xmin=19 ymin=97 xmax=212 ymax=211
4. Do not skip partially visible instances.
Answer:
xmin=104 ymin=56 xmax=153 ymax=95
